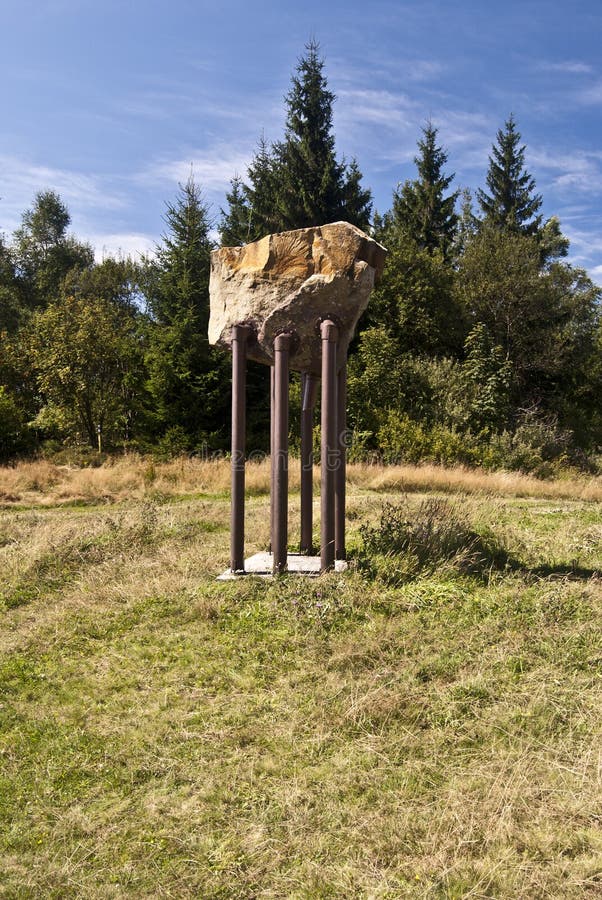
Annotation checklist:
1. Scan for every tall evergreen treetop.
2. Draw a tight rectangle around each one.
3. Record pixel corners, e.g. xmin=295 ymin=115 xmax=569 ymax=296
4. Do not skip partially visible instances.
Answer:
xmin=151 ymin=175 xmax=213 ymax=329
xmin=392 ymin=122 xmax=459 ymax=259
xmin=219 ymin=174 xmax=251 ymax=247
xmin=144 ymin=176 xmax=229 ymax=447
xmin=274 ymin=40 xmax=343 ymax=230
xmin=222 ymin=41 xmax=372 ymax=242
xmin=477 ymin=115 xmax=542 ymax=236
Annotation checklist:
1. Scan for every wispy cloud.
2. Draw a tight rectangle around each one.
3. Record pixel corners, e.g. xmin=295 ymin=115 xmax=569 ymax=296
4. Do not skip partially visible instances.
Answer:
xmin=0 ymin=155 xmax=125 ymax=232
xmin=82 ymin=231 xmax=158 ymax=263
xmin=576 ymin=81 xmax=602 ymax=105
xmin=537 ymin=60 xmax=594 ymax=75
xmin=530 ymin=148 xmax=602 ymax=195
xmin=589 ymin=263 xmax=602 ymax=281
xmin=337 ymin=88 xmax=418 ymax=128
xmin=139 ymin=145 xmax=253 ymax=195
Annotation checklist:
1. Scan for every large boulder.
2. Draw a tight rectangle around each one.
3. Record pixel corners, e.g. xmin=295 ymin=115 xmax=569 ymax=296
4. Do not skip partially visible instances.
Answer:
xmin=208 ymin=222 xmax=386 ymax=374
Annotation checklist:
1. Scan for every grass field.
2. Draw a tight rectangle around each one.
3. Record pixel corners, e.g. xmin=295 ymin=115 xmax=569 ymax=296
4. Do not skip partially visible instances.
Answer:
xmin=1 ymin=458 xmax=601 ymax=897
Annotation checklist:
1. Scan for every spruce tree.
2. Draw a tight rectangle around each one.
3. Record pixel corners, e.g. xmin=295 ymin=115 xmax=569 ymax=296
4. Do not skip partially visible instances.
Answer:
xmin=144 ymin=176 xmax=229 ymax=449
xmin=246 ymin=134 xmax=282 ymax=238
xmin=274 ymin=40 xmax=371 ymax=231
xmin=219 ymin=175 xmax=251 ymax=247
xmin=476 ymin=116 xmax=543 ymax=236
xmin=392 ymin=122 xmax=458 ymax=259
xmin=221 ymin=41 xmax=372 ymax=241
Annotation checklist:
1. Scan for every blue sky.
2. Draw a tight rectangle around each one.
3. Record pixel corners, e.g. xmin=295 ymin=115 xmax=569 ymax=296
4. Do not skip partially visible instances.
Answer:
xmin=2 ymin=0 xmax=602 ymax=280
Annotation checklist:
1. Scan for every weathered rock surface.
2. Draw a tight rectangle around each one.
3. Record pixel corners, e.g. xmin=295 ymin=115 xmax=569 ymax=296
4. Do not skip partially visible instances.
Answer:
xmin=208 ymin=222 xmax=386 ymax=374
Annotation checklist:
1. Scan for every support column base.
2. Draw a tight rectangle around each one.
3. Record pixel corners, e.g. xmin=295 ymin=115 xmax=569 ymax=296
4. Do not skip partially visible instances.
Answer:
xmin=217 ymin=552 xmax=348 ymax=580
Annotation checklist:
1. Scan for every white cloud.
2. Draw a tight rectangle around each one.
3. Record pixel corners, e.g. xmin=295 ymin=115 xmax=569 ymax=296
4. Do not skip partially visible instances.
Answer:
xmin=0 ymin=154 xmax=125 ymax=232
xmin=576 ymin=81 xmax=602 ymax=104
xmin=337 ymin=87 xmax=417 ymax=128
xmin=589 ymin=264 xmax=602 ymax=280
xmin=530 ymin=148 xmax=602 ymax=195
xmin=538 ymin=61 xmax=594 ymax=75
xmin=139 ymin=146 xmax=253 ymax=193
xmin=82 ymin=231 xmax=158 ymax=263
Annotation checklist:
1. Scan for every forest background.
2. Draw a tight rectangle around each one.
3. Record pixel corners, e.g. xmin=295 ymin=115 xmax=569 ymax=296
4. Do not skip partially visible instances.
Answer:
xmin=1 ymin=43 xmax=601 ymax=476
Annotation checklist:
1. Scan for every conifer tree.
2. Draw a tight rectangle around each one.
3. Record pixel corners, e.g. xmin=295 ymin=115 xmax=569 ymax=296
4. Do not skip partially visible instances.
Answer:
xmin=246 ymin=134 xmax=282 ymax=238
xmin=392 ymin=122 xmax=458 ymax=259
xmin=221 ymin=41 xmax=372 ymax=241
xmin=144 ymin=176 xmax=229 ymax=448
xmin=273 ymin=41 xmax=371 ymax=231
xmin=477 ymin=116 xmax=543 ymax=237
xmin=219 ymin=175 xmax=251 ymax=247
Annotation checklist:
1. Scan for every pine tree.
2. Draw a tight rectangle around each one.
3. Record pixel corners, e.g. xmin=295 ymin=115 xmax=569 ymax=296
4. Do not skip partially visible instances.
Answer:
xmin=392 ymin=122 xmax=458 ymax=259
xmin=144 ymin=176 xmax=229 ymax=448
xmin=246 ymin=133 xmax=282 ymax=238
xmin=274 ymin=40 xmax=371 ymax=231
xmin=476 ymin=116 xmax=542 ymax=236
xmin=221 ymin=41 xmax=372 ymax=241
xmin=219 ymin=175 xmax=252 ymax=247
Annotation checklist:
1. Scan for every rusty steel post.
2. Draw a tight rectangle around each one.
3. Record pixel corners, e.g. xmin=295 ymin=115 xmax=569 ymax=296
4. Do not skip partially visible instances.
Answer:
xmin=269 ymin=365 xmax=275 ymax=553
xmin=335 ymin=360 xmax=347 ymax=560
xmin=272 ymin=332 xmax=292 ymax=574
xmin=300 ymin=372 xmax=318 ymax=554
xmin=320 ymin=319 xmax=338 ymax=573
xmin=230 ymin=324 xmax=251 ymax=573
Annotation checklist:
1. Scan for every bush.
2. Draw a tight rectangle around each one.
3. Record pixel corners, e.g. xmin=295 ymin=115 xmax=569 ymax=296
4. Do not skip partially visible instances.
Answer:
xmin=359 ymin=497 xmax=510 ymax=585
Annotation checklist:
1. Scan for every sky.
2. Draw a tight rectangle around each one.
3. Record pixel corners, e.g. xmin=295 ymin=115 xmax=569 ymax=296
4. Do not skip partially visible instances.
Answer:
xmin=2 ymin=0 xmax=602 ymax=280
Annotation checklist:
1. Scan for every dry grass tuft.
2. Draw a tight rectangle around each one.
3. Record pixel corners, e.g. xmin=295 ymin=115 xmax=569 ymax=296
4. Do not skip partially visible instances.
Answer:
xmin=350 ymin=460 xmax=602 ymax=501
xmin=0 ymin=455 xmax=601 ymax=506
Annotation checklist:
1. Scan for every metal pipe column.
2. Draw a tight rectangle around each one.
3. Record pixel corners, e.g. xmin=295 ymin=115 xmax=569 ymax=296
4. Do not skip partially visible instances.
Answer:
xmin=230 ymin=324 xmax=251 ymax=573
xmin=300 ymin=372 xmax=318 ymax=554
xmin=272 ymin=333 xmax=292 ymax=574
xmin=269 ymin=365 xmax=275 ymax=552
xmin=320 ymin=319 xmax=338 ymax=573
xmin=335 ymin=360 xmax=347 ymax=560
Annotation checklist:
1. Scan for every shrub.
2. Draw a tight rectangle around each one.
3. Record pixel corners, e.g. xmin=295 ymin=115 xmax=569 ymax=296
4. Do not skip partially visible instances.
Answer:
xmin=359 ymin=497 xmax=510 ymax=585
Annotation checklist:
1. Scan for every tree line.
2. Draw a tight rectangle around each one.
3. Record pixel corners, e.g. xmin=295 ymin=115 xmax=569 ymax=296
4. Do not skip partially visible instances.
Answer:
xmin=1 ymin=41 xmax=601 ymax=474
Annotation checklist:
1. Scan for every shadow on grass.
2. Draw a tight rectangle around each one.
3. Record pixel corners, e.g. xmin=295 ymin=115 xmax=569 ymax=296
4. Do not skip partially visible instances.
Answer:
xmin=357 ymin=498 xmax=600 ymax=586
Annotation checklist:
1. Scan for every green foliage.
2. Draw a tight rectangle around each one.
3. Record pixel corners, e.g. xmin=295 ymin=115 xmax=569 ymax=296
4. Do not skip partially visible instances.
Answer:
xmin=375 ymin=411 xmax=483 ymax=467
xmin=347 ymin=327 xmax=436 ymax=439
xmin=221 ymin=41 xmax=372 ymax=240
xmin=477 ymin=115 xmax=542 ymax=236
xmin=359 ymin=497 xmax=510 ymax=584
xmin=391 ymin=122 xmax=459 ymax=259
xmin=12 ymin=191 xmax=94 ymax=309
xmin=461 ymin=324 xmax=512 ymax=431
xmin=27 ymin=293 xmax=146 ymax=448
xmin=365 ymin=229 xmax=465 ymax=357
xmin=144 ymin=176 xmax=230 ymax=449
xmin=62 ymin=256 xmax=142 ymax=308
xmin=0 ymin=386 xmax=32 ymax=461
xmin=0 ymin=236 xmax=24 ymax=334
xmin=456 ymin=227 xmax=600 ymax=404
xmin=218 ymin=174 xmax=252 ymax=246
xmin=273 ymin=40 xmax=371 ymax=231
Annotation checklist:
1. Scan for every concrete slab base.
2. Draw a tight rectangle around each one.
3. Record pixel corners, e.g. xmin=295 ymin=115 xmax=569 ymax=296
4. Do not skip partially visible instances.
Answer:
xmin=217 ymin=552 xmax=348 ymax=580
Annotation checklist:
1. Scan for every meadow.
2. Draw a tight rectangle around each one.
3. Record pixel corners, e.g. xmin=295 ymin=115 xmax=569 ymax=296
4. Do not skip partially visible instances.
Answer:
xmin=0 ymin=457 xmax=601 ymax=898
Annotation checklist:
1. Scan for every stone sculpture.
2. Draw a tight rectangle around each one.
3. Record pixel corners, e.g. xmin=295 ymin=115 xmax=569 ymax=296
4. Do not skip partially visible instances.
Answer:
xmin=209 ymin=221 xmax=386 ymax=576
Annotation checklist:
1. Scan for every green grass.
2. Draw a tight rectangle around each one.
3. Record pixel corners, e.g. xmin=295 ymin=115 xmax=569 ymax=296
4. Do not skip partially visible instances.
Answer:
xmin=0 ymin=487 xmax=600 ymax=897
